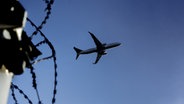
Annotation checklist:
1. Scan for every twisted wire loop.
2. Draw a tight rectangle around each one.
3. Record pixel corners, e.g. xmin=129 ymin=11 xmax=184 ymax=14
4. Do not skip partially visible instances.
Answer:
xmin=10 ymin=18 xmax=58 ymax=103
xmin=27 ymin=18 xmax=58 ymax=104
xmin=11 ymin=83 xmax=33 ymax=104
xmin=30 ymin=0 xmax=55 ymax=39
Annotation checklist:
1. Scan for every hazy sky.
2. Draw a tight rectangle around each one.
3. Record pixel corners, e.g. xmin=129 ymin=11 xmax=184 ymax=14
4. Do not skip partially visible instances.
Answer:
xmin=8 ymin=0 xmax=184 ymax=104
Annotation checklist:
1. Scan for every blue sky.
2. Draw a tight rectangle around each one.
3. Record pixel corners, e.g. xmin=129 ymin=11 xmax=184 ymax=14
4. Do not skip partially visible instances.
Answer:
xmin=8 ymin=0 xmax=184 ymax=104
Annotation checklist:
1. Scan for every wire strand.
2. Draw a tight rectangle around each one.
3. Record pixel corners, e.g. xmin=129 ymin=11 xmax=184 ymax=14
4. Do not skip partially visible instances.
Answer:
xmin=30 ymin=0 xmax=55 ymax=39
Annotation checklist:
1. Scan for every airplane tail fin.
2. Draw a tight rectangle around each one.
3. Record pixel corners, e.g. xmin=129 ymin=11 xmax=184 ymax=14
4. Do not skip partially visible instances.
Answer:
xmin=73 ymin=47 xmax=82 ymax=59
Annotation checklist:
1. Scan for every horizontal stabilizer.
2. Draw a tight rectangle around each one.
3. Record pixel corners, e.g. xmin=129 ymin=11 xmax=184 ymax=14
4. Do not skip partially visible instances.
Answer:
xmin=73 ymin=47 xmax=82 ymax=59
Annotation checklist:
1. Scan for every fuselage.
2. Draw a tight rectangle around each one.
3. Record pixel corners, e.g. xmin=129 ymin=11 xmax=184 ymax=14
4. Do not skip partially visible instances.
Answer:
xmin=79 ymin=42 xmax=121 ymax=54
xmin=74 ymin=31 xmax=122 ymax=64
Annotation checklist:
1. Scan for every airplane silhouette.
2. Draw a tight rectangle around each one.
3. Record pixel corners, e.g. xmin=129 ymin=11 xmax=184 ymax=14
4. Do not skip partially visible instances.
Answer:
xmin=74 ymin=31 xmax=121 ymax=64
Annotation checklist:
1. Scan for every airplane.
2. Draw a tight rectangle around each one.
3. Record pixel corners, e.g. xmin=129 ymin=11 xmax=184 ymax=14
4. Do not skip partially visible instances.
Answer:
xmin=73 ymin=31 xmax=121 ymax=64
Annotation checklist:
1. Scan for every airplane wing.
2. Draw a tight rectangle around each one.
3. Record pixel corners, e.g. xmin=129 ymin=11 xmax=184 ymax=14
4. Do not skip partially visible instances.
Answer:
xmin=93 ymin=53 xmax=102 ymax=64
xmin=88 ymin=31 xmax=103 ymax=49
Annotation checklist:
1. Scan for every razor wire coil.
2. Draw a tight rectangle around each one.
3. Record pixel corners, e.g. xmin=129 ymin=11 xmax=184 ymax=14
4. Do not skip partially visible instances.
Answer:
xmin=10 ymin=0 xmax=58 ymax=103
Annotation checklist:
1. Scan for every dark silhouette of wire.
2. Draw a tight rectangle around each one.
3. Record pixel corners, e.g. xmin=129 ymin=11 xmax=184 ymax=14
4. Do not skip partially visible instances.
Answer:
xmin=30 ymin=0 xmax=55 ymax=39
xmin=10 ymin=0 xmax=58 ymax=103
xmin=11 ymin=83 xmax=33 ymax=104
xmin=11 ymin=18 xmax=58 ymax=104
xmin=29 ymin=66 xmax=42 ymax=104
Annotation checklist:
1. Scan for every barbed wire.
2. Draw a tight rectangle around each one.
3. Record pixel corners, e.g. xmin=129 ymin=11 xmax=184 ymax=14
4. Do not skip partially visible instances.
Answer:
xmin=29 ymin=65 xmax=42 ymax=104
xmin=30 ymin=0 xmax=55 ymax=39
xmin=11 ymin=83 xmax=33 ymax=104
xmin=10 ymin=0 xmax=58 ymax=103
xmin=27 ymin=18 xmax=58 ymax=104
xmin=10 ymin=18 xmax=58 ymax=103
